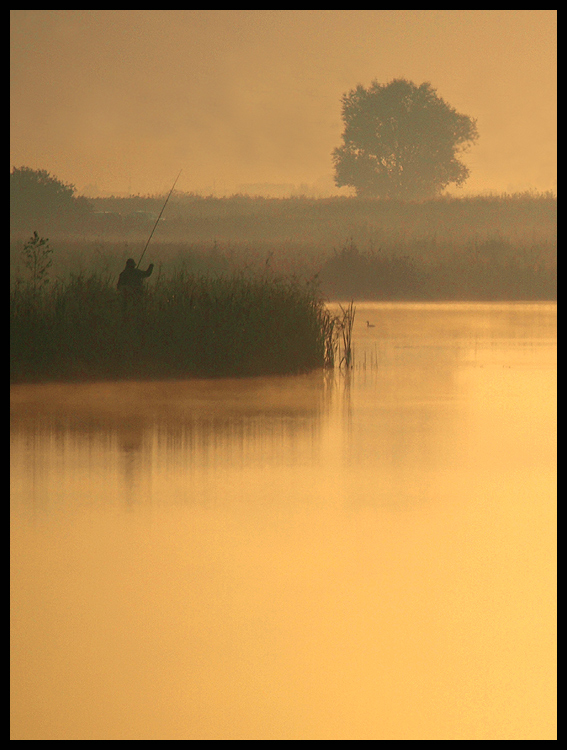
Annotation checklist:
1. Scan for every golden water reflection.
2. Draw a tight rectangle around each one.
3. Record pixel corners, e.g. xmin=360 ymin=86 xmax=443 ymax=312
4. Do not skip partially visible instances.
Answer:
xmin=11 ymin=303 xmax=556 ymax=739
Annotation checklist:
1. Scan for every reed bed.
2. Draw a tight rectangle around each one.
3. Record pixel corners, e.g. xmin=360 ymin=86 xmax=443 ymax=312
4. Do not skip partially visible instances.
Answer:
xmin=11 ymin=192 xmax=556 ymax=302
xmin=77 ymin=191 xmax=557 ymax=247
xmin=10 ymin=233 xmax=556 ymax=302
xmin=318 ymin=237 xmax=556 ymax=301
xmin=10 ymin=268 xmax=351 ymax=383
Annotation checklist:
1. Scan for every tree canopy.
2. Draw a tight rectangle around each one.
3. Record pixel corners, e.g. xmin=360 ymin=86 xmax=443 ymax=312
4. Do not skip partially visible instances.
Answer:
xmin=10 ymin=166 xmax=92 ymax=231
xmin=332 ymin=78 xmax=479 ymax=200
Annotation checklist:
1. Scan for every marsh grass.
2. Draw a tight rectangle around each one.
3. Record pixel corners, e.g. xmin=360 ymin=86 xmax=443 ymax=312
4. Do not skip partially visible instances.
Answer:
xmin=318 ymin=236 xmax=556 ymax=301
xmin=10 ymin=233 xmax=556 ymax=303
xmin=81 ymin=191 xmax=557 ymax=247
xmin=10 ymin=192 xmax=556 ymax=302
xmin=10 ymin=266 xmax=349 ymax=383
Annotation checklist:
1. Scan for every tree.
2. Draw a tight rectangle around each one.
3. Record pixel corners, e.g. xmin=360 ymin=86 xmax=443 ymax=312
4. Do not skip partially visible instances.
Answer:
xmin=332 ymin=79 xmax=478 ymax=200
xmin=10 ymin=166 xmax=92 ymax=231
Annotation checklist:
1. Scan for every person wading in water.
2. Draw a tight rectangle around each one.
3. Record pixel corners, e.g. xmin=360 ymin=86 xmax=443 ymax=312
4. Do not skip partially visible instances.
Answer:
xmin=117 ymin=258 xmax=154 ymax=295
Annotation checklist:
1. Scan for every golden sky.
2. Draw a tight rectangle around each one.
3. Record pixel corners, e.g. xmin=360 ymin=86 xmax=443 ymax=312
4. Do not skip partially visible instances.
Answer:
xmin=10 ymin=10 xmax=556 ymax=197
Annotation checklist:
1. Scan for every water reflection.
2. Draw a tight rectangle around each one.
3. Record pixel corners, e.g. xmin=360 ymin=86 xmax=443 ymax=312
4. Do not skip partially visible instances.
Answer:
xmin=11 ymin=374 xmax=333 ymax=512
xmin=11 ymin=303 xmax=556 ymax=740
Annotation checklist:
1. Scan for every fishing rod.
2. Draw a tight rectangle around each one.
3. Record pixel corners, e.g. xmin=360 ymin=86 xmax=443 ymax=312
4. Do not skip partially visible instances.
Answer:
xmin=137 ymin=169 xmax=182 ymax=268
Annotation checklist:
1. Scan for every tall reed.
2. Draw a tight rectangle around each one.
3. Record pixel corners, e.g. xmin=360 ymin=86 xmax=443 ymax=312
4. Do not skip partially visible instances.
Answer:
xmin=325 ymin=301 xmax=356 ymax=369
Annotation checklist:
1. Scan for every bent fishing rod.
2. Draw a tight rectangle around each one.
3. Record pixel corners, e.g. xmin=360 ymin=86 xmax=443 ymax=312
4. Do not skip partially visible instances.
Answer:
xmin=137 ymin=169 xmax=182 ymax=268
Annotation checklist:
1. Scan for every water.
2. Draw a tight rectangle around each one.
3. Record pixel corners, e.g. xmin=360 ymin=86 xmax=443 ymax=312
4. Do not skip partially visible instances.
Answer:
xmin=10 ymin=302 xmax=556 ymax=740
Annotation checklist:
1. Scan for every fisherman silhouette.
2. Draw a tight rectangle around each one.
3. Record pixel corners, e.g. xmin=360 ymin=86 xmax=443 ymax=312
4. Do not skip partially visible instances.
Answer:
xmin=117 ymin=258 xmax=154 ymax=294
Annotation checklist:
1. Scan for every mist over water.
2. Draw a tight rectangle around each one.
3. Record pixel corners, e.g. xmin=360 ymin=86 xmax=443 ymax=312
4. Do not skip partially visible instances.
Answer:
xmin=11 ymin=303 xmax=556 ymax=740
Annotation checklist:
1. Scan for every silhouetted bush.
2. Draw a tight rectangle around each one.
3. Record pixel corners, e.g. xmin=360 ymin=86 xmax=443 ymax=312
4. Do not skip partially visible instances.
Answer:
xmin=10 ymin=166 xmax=92 ymax=234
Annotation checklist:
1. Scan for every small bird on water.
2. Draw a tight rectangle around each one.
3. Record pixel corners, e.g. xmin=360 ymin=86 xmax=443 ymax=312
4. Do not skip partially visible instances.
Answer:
xmin=366 ymin=320 xmax=375 ymax=328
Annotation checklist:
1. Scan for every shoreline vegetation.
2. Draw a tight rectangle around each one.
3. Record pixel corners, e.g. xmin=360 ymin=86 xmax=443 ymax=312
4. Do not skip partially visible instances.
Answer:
xmin=10 ymin=192 xmax=555 ymax=383
xmin=10 ymin=266 xmax=355 ymax=383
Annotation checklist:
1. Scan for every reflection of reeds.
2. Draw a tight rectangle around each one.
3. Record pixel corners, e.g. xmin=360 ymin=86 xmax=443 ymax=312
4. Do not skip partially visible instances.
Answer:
xmin=10 ymin=270 xmax=343 ymax=382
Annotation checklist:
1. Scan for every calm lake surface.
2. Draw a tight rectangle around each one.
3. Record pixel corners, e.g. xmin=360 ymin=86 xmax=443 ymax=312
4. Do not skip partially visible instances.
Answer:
xmin=10 ymin=302 xmax=556 ymax=740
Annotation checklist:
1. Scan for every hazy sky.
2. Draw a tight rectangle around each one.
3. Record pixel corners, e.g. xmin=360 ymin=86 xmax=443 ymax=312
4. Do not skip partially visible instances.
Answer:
xmin=10 ymin=9 xmax=556 ymax=197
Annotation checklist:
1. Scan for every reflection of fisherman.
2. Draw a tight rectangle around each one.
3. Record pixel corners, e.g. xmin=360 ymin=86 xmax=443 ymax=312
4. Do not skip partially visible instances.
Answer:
xmin=117 ymin=258 xmax=154 ymax=294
